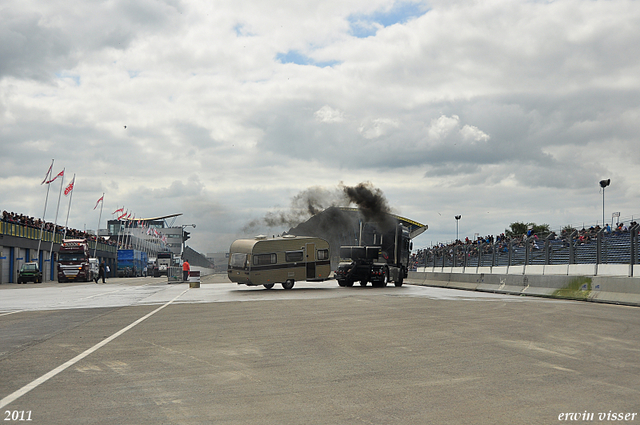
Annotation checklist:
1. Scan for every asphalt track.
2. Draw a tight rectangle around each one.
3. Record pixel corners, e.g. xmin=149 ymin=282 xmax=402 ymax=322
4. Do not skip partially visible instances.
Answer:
xmin=0 ymin=275 xmax=638 ymax=424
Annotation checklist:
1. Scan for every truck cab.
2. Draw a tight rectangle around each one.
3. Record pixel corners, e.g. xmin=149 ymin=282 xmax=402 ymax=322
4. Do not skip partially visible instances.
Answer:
xmin=58 ymin=239 xmax=93 ymax=283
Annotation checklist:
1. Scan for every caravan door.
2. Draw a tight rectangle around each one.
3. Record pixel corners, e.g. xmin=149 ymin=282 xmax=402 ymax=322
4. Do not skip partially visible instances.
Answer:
xmin=305 ymin=242 xmax=316 ymax=279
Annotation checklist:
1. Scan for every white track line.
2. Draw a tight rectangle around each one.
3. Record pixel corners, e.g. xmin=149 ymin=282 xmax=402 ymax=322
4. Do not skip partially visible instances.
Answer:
xmin=0 ymin=311 xmax=23 ymax=317
xmin=0 ymin=288 xmax=189 ymax=409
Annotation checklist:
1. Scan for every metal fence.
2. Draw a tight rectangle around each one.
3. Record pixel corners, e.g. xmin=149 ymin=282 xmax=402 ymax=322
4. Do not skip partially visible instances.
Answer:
xmin=417 ymin=225 xmax=640 ymax=269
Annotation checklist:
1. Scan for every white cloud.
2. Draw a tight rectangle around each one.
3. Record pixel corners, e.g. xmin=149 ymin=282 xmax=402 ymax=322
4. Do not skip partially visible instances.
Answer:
xmin=1 ymin=0 xmax=640 ymax=252
xmin=358 ymin=117 xmax=399 ymax=139
xmin=314 ymin=105 xmax=345 ymax=123
xmin=425 ymin=115 xmax=489 ymax=144
xmin=459 ymin=124 xmax=489 ymax=143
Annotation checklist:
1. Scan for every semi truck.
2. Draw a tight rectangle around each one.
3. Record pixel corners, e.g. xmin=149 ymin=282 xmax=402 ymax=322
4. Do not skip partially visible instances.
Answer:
xmin=58 ymin=239 xmax=95 ymax=282
xmin=335 ymin=223 xmax=412 ymax=288
xmin=117 ymin=249 xmax=148 ymax=277
xmin=153 ymin=251 xmax=173 ymax=277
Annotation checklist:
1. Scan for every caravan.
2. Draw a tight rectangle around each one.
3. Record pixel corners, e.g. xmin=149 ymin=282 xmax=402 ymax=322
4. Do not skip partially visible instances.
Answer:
xmin=228 ymin=235 xmax=331 ymax=289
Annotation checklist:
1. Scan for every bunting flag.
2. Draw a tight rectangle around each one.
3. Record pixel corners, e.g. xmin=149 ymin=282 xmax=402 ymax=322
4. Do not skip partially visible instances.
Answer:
xmin=41 ymin=162 xmax=53 ymax=185
xmin=64 ymin=176 xmax=75 ymax=196
xmin=113 ymin=207 xmax=124 ymax=215
xmin=94 ymin=195 xmax=104 ymax=210
xmin=45 ymin=169 xmax=64 ymax=184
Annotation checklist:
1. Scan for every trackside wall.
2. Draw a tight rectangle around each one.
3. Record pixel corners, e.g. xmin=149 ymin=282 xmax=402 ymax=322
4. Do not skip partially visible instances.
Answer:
xmin=407 ymin=269 xmax=640 ymax=306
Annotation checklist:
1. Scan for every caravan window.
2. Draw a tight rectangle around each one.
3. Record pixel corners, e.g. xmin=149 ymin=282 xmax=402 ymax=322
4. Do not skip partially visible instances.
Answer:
xmin=253 ymin=253 xmax=277 ymax=265
xmin=317 ymin=249 xmax=329 ymax=261
xmin=285 ymin=251 xmax=303 ymax=262
xmin=230 ymin=253 xmax=247 ymax=268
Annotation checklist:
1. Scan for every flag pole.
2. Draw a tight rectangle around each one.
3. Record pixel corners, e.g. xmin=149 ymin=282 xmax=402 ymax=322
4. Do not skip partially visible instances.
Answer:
xmin=49 ymin=169 xmax=65 ymax=274
xmin=93 ymin=193 xmax=104 ymax=258
xmin=62 ymin=174 xmax=75 ymax=240
xmin=116 ymin=209 xmax=125 ymax=249
xmin=36 ymin=159 xmax=54 ymax=261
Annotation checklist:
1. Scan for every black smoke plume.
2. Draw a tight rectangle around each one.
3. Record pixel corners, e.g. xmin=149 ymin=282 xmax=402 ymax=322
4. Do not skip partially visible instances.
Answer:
xmin=242 ymin=182 xmax=395 ymax=233
xmin=340 ymin=182 xmax=396 ymax=232
xmin=242 ymin=185 xmax=349 ymax=233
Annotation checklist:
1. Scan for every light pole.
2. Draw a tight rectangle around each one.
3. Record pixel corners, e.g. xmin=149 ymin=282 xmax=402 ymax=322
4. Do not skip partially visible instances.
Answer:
xmin=600 ymin=179 xmax=610 ymax=227
xmin=455 ymin=215 xmax=461 ymax=242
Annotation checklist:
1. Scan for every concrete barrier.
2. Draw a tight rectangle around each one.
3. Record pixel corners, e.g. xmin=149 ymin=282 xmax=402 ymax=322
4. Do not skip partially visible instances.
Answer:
xmin=525 ymin=265 xmax=545 ymax=275
xmin=590 ymin=276 xmax=640 ymax=304
xmin=568 ymin=264 xmax=596 ymax=276
xmin=492 ymin=266 xmax=508 ymax=275
xmin=477 ymin=266 xmax=492 ymax=275
xmin=544 ymin=264 xmax=568 ymax=275
xmin=596 ymin=264 xmax=630 ymax=277
xmin=408 ymin=270 xmax=640 ymax=307
xmin=507 ymin=265 xmax=525 ymax=275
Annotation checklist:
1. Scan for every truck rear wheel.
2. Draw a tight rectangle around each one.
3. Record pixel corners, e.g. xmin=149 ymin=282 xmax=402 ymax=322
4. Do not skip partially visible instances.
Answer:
xmin=394 ymin=276 xmax=404 ymax=287
xmin=359 ymin=279 xmax=368 ymax=287
xmin=373 ymin=267 xmax=389 ymax=288
xmin=282 ymin=279 xmax=295 ymax=290
xmin=337 ymin=280 xmax=346 ymax=287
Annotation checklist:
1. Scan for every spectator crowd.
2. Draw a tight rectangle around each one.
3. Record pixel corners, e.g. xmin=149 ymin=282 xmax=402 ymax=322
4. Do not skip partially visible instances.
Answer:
xmin=410 ymin=221 xmax=639 ymax=270
xmin=2 ymin=210 xmax=116 ymax=246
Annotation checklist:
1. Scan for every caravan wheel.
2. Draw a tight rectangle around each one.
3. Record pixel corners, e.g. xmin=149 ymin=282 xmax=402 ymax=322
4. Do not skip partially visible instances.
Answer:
xmin=263 ymin=283 xmax=275 ymax=289
xmin=282 ymin=279 xmax=295 ymax=290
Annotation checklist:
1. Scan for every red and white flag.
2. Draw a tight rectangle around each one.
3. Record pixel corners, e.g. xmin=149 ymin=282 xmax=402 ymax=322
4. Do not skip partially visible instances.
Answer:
xmin=113 ymin=207 xmax=124 ymax=215
xmin=46 ymin=169 xmax=64 ymax=184
xmin=64 ymin=176 xmax=75 ymax=196
xmin=41 ymin=162 xmax=53 ymax=185
xmin=118 ymin=211 xmax=128 ymax=220
xmin=94 ymin=195 xmax=104 ymax=210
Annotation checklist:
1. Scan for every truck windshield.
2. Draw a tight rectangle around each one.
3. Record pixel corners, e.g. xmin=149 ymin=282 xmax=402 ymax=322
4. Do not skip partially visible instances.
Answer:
xmin=59 ymin=253 xmax=85 ymax=262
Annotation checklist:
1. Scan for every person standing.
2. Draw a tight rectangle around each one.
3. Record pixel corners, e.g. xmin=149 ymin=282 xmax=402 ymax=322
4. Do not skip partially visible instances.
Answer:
xmin=182 ymin=259 xmax=190 ymax=282
xmin=95 ymin=261 xmax=106 ymax=283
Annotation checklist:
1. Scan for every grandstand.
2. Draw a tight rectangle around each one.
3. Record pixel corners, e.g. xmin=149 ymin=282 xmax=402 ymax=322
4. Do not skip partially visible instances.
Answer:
xmin=413 ymin=226 xmax=640 ymax=270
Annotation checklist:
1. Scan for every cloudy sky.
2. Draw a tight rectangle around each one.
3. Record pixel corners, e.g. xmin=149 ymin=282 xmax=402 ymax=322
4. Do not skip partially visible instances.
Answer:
xmin=2 ymin=0 xmax=639 ymax=253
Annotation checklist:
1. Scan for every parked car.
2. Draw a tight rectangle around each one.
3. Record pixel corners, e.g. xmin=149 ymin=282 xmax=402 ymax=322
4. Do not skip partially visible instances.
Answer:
xmin=18 ymin=262 xmax=42 ymax=284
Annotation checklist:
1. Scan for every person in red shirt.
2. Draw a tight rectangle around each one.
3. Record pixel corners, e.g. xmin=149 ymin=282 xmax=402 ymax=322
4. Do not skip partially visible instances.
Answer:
xmin=182 ymin=259 xmax=190 ymax=281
